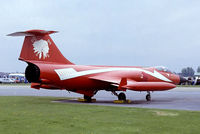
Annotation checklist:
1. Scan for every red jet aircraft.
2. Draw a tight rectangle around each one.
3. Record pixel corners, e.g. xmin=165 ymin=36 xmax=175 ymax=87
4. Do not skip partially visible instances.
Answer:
xmin=8 ymin=30 xmax=186 ymax=102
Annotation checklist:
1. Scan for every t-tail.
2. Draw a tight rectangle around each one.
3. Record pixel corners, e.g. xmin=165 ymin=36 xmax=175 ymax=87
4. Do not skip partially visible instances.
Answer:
xmin=7 ymin=30 xmax=73 ymax=64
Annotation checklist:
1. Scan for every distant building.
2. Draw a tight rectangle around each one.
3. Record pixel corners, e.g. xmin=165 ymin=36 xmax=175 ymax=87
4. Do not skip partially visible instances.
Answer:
xmin=0 ymin=78 xmax=15 ymax=83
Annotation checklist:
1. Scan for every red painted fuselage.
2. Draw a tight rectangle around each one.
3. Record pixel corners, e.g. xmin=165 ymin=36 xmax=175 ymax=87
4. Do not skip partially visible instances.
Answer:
xmin=8 ymin=30 xmax=183 ymax=100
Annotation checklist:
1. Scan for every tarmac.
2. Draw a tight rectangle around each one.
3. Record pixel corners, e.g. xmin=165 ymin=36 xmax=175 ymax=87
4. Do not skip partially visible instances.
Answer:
xmin=0 ymin=85 xmax=200 ymax=111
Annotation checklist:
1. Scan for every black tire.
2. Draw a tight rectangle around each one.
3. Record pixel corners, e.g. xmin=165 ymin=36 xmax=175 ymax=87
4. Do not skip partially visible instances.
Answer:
xmin=146 ymin=94 xmax=151 ymax=101
xmin=118 ymin=92 xmax=126 ymax=101
xmin=84 ymin=95 xmax=92 ymax=102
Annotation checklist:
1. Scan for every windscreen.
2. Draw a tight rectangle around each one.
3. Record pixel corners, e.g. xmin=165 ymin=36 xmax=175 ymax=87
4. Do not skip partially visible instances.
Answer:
xmin=155 ymin=66 xmax=172 ymax=73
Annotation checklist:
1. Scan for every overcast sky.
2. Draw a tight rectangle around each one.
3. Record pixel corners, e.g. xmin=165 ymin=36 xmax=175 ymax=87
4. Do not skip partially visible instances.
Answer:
xmin=0 ymin=0 xmax=200 ymax=73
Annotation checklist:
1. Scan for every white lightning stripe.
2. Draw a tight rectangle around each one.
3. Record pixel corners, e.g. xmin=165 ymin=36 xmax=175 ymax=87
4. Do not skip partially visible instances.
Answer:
xmin=55 ymin=68 xmax=172 ymax=82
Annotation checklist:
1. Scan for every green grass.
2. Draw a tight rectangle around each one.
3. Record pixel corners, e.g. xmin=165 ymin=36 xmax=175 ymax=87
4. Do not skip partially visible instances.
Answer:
xmin=0 ymin=96 xmax=199 ymax=134
xmin=0 ymin=83 xmax=30 ymax=86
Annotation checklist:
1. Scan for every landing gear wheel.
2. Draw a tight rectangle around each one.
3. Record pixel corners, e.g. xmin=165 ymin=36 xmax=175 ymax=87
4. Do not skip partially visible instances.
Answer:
xmin=146 ymin=94 xmax=151 ymax=101
xmin=84 ymin=95 xmax=92 ymax=102
xmin=118 ymin=92 xmax=126 ymax=101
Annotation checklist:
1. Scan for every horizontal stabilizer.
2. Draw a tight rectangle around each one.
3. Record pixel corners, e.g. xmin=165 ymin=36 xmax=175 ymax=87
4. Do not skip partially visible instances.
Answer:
xmin=7 ymin=30 xmax=58 ymax=36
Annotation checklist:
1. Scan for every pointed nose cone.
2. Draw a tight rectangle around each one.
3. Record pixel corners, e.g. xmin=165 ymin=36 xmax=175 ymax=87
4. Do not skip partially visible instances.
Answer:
xmin=179 ymin=76 xmax=187 ymax=84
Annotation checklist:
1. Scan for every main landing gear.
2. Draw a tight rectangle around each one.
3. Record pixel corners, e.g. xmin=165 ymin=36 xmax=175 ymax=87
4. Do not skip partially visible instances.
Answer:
xmin=146 ymin=91 xmax=151 ymax=101
xmin=79 ymin=90 xmax=98 ymax=103
xmin=112 ymin=91 xmax=131 ymax=104
xmin=78 ymin=95 xmax=96 ymax=103
xmin=118 ymin=92 xmax=126 ymax=101
xmin=112 ymin=91 xmax=126 ymax=101
xmin=84 ymin=95 xmax=92 ymax=102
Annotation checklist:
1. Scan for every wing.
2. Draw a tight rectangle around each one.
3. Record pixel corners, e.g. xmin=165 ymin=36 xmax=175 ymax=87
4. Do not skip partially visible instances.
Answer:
xmin=90 ymin=75 xmax=176 ymax=91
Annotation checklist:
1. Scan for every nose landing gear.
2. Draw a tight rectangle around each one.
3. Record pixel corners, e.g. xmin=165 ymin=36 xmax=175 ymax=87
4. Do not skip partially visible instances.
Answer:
xmin=146 ymin=91 xmax=151 ymax=101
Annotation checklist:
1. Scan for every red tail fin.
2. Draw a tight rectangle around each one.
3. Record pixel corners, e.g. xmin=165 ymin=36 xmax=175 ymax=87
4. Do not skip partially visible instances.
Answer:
xmin=8 ymin=30 xmax=73 ymax=64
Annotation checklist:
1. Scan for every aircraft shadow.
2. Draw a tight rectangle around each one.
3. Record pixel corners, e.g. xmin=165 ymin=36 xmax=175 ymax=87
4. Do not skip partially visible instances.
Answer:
xmin=52 ymin=98 xmax=175 ymax=105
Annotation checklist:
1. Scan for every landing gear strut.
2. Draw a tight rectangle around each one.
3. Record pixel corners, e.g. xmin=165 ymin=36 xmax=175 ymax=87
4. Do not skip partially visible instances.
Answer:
xmin=84 ymin=95 xmax=92 ymax=102
xmin=146 ymin=91 xmax=151 ymax=101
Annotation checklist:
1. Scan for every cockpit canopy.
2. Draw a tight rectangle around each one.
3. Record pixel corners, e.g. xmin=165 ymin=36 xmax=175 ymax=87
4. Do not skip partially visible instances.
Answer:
xmin=155 ymin=66 xmax=172 ymax=73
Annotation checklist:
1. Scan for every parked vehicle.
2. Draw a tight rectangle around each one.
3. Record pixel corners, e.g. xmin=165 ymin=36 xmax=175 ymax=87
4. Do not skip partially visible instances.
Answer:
xmin=0 ymin=78 xmax=15 ymax=83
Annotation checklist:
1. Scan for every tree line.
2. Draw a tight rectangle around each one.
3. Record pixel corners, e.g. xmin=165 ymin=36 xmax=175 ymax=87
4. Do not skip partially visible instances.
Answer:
xmin=180 ymin=66 xmax=200 ymax=77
